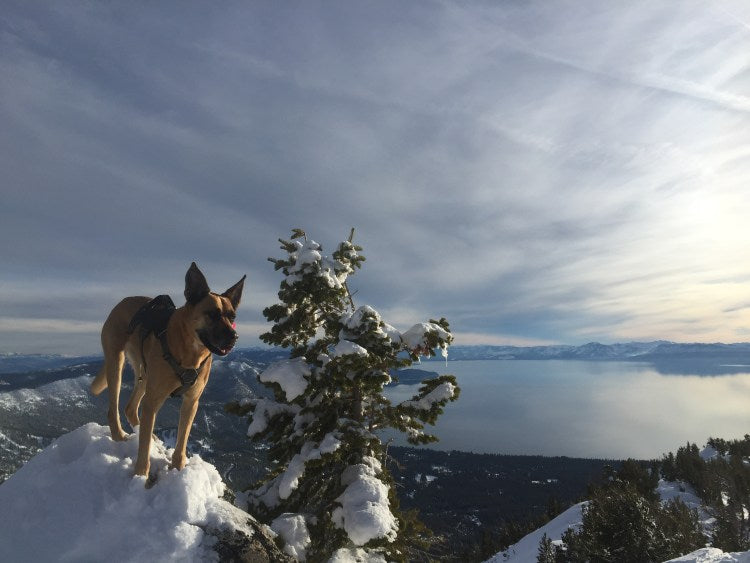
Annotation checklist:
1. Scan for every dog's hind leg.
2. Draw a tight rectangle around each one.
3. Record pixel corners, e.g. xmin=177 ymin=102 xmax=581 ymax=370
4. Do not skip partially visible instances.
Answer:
xmin=124 ymin=364 xmax=146 ymax=430
xmin=91 ymin=363 xmax=108 ymax=395
xmin=104 ymin=349 xmax=128 ymax=441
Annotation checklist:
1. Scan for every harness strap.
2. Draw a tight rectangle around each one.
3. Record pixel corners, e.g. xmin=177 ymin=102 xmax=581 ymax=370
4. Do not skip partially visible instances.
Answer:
xmin=157 ymin=329 xmax=209 ymax=397
xmin=127 ymin=295 xmax=207 ymax=398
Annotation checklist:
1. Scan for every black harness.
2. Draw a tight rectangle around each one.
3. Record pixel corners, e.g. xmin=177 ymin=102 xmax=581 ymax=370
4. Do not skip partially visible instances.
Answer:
xmin=127 ymin=295 xmax=208 ymax=397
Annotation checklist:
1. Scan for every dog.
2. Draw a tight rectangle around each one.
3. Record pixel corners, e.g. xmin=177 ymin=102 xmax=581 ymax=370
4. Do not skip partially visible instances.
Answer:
xmin=91 ymin=262 xmax=245 ymax=478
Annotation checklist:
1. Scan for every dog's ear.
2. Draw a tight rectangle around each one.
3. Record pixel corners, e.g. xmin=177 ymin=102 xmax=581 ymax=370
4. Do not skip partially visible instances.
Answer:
xmin=222 ymin=275 xmax=246 ymax=309
xmin=185 ymin=262 xmax=210 ymax=305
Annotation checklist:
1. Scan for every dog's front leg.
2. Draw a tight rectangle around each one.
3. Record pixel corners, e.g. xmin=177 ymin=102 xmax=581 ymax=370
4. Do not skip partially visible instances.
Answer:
xmin=171 ymin=396 xmax=200 ymax=471
xmin=134 ymin=394 xmax=165 ymax=477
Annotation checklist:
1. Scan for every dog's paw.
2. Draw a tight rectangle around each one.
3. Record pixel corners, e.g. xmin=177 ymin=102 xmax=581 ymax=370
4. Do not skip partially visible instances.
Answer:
xmin=170 ymin=453 xmax=187 ymax=471
xmin=111 ymin=429 xmax=129 ymax=442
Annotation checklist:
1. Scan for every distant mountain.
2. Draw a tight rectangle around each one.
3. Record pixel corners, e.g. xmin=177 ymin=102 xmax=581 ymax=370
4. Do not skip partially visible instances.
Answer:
xmin=0 ymin=353 xmax=101 ymax=374
xmin=442 ymin=341 xmax=750 ymax=362
xmin=5 ymin=341 xmax=750 ymax=371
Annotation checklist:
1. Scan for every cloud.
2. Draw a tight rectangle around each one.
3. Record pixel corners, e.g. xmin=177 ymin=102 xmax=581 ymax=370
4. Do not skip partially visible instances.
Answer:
xmin=2 ymin=1 xmax=750 ymax=353
xmin=0 ymin=318 xmax=101 ymax=334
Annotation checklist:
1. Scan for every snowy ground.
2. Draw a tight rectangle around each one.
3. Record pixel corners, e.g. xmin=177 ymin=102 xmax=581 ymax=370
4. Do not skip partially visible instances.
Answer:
xmin=0 ymin=423 xmax=272 ymax=562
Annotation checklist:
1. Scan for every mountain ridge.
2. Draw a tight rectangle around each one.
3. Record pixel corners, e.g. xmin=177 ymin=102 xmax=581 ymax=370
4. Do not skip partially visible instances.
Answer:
xmin=4 ymin=341 xmax=750 ymax=373
xmin=442 ymin=341 xmax=750 ymax=361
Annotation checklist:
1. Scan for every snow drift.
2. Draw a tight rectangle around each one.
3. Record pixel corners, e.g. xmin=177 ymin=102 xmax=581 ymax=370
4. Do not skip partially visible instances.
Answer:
xmin=0 ymin=423 xmax=284 ymax=562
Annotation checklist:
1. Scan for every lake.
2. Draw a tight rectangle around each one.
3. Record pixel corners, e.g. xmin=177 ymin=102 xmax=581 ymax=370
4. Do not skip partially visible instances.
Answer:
xmin=384 ymin=359 xmax=750 ymax=460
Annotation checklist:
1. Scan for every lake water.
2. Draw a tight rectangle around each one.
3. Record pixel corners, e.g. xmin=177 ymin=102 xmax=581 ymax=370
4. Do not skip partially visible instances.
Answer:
xmin=384 ymin=360 xmax=750 ymax=460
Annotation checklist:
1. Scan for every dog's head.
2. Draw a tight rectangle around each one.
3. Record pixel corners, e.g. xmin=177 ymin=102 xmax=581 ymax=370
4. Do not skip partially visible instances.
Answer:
xmin=183 ymin=262 xmax=246 ymax=356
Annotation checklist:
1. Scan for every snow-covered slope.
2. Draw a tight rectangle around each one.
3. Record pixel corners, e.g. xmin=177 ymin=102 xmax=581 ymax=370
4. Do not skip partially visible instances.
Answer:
xmin=665 ymin=548 xmax=750 ymax=562
xmin=0 ymin=373 xmax=92 ymax=411
xmin=0 ymin=423 xmax=287 ymax=562
xmin=486 ymin=479 xmax=749 ymax=563
xmin=483 ymin=502 xmax=586 ymax=562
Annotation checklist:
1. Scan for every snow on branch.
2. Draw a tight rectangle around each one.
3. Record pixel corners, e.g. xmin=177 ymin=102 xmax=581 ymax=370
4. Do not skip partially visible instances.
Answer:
xmin=331 ymin=456 xmax=398 ymax=546
xmin=282 ymin=239 xmax=361 ymax=290
xmin=253 ymin=433 xmax=343 ymax=508
xmin=399 ymin=381 xmax=457 ymax=411
xmin=244 ymin=398 xmax=300 ymax=438
xmin=332 ymin=339 xmax=369 ymax=358
xmin=259 ymin=358 xmax=311 ymax=401
xmin=329 ymin=547 xmax=387 ymax=562
xmin=278 ymin=433 xmax=342 ymax=500
xmin=270 ymin=513 xmax=311 ymax=561
xmin=401 ymin=320 xmax=452 ymax=360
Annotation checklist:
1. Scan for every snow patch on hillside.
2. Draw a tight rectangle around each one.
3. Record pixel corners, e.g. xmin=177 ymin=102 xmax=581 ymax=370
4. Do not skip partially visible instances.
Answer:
xmin=657 ymin=479 xmax=715 ymax=533
xmin=0 ymin=374 xmax=92 ymax=411
xmin=483 ymin=502 xmax=586 ymax=562
xmin=0 ymin=423 xmax=266 ymax=562
xmin=665 ymin=547 xmax=750 ymax=562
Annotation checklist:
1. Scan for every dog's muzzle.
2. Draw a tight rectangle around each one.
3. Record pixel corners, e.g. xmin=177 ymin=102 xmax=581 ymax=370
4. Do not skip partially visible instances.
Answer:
xmin=198 ymin=327 xmax=238 ymax=356
xmin=217 ymin=332 xmax=238 ymax=356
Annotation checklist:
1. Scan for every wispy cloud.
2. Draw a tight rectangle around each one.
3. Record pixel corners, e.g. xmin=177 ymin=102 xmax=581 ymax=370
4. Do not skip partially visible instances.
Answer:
xmin=0 ymin=318 xmax=101 ymax=334
xmin=1 ymin=1 xmax=750 ymax=353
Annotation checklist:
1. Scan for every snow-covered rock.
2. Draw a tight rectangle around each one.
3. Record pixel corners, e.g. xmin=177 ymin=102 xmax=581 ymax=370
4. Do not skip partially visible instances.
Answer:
xmin=0 ymin=423 xmax=289 ymax=562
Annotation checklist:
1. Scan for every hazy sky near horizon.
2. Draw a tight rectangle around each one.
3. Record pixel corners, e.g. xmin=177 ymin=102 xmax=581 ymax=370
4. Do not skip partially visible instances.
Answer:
xmin=2 ymin=1 xmax=750 ymax=354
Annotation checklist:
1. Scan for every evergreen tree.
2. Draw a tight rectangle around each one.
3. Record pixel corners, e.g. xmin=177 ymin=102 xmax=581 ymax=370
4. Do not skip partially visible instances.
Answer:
xmin=661 ymin=452 xmax=677 ymax=482
xmin=229 ymin=229 xmax=460 ymax=561
xmin=537 ymin=533 xmax=555 ymax=563
xmin=673 ymin=442 xmax=706 ymax=494
xmin=616 ymin=459 xmax=660 ymax=501
xmin=560 ymin=481 xmax=704 ymax=562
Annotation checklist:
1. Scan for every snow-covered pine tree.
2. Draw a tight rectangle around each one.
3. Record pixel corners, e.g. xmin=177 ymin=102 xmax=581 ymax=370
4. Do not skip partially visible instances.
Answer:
xmin=229 ymin=229 xmax=459 ymax=561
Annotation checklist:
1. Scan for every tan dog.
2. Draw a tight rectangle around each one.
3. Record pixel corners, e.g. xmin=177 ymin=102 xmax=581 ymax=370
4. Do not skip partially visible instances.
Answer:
xmin=91 ymin=263 xmax=246 ymax=477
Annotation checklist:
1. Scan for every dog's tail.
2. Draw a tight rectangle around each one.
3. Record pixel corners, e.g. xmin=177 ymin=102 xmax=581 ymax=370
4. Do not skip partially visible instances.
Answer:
xmin=91 ymin=364 xmax=108 ymax=395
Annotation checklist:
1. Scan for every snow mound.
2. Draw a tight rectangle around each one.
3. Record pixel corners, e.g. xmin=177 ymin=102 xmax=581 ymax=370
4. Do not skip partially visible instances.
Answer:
xmin=0 ymin=423 xmax=273 ymax=562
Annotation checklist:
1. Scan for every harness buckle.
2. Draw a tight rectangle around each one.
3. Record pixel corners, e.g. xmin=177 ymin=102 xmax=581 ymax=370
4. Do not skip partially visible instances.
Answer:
xmin=181 ymin=368 xmax=199 ymax=387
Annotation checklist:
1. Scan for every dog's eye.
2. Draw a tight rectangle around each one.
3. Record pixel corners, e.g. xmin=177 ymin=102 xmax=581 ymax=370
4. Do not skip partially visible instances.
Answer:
xmin=206 ymin=311 xmax=221 ymax=321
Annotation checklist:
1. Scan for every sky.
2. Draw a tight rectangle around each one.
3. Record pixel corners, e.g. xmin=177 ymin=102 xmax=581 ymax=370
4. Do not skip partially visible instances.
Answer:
xmin=2 ymin=0 xmax=750 ymax=355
